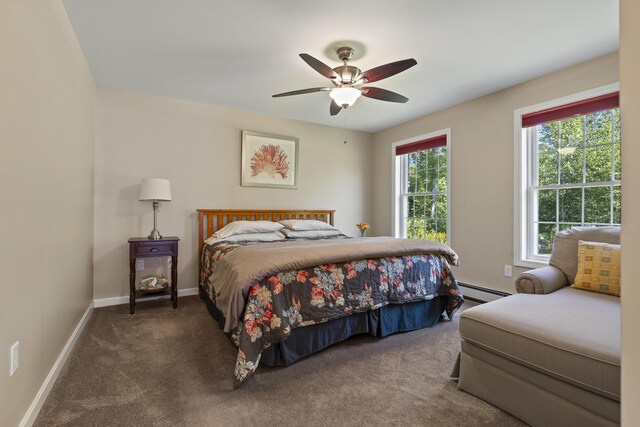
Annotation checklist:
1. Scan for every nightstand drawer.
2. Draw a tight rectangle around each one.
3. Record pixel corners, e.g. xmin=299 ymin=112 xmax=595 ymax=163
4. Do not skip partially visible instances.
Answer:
xmin=132 ymin=243 xmax=174 ymax=257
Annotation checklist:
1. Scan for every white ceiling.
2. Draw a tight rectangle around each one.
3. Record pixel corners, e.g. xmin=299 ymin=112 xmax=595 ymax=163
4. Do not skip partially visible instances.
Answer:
xmin=63 ymin=0 xmax=619 ymax=133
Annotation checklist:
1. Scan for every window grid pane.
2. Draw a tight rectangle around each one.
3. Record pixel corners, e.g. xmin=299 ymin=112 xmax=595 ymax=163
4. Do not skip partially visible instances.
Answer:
xmin=530 ymin=107 xmax=621 ymax=257
xmin=400 ymin=146 xmax=447 ymax=243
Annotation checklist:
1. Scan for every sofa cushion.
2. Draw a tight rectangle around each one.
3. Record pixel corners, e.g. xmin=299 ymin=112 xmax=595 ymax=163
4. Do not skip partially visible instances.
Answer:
xmin=459 ymin=287 xmax=620 ymax=401
xmin=550 ymin=226 xmax=620 ymax=283
xmin=573 ymin=241 xmax=621 ymax=296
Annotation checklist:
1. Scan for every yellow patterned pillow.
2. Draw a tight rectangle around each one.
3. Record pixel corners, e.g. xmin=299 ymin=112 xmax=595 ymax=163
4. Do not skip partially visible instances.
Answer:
xmin=572 ymin=240 xmax=621 ymax=296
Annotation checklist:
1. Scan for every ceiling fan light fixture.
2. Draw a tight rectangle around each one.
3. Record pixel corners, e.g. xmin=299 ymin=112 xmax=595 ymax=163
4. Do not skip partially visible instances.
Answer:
xmin=329 ymin=87 xmax=361 ymax=108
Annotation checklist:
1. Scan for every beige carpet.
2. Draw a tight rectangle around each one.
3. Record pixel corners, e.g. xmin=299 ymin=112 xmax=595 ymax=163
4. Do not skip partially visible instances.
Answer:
xmin=35 ymin=296 xmax=525 ymax=426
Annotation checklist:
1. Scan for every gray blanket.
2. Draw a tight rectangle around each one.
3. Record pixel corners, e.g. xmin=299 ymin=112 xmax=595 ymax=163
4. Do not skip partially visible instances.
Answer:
xmin=209 ymin=236 xmax=459 ymax=332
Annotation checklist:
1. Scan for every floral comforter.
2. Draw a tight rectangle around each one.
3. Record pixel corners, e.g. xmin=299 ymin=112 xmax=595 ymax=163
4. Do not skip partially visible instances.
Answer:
xmin=201 ymin=238 xmax=463 ymax=388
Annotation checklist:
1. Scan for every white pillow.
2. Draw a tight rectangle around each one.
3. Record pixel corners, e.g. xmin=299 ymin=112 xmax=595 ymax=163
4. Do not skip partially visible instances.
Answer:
xmin=204 ymin=231 xmax=286 ymax=245
xmin=213 ymin=220 xmax=284 ymax=239
xmin=223 ymin=231 xmax=286 ymax=243
xmin=281 ymin=229 xmax=341 ymax=239
xmin=278 ymin=219 xmax=336 ymax=231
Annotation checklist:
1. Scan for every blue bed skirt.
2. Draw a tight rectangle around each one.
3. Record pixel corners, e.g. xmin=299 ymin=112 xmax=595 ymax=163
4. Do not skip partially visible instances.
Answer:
xmin=201 ymin=286 xmax=447 ymax=367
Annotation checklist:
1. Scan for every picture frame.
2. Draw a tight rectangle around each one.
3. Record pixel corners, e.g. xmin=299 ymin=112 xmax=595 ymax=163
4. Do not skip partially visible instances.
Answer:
xmin=241 ymin=130 xmax=299 ymax=189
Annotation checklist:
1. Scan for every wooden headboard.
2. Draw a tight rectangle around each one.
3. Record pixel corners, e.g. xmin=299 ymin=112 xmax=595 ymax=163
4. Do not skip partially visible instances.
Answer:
xmin=196 ymin=208 xmax=335 ymax=265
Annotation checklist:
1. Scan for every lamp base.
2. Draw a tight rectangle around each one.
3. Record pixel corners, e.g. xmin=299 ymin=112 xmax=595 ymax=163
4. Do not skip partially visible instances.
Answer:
xmin=148 ymin=200 xmax=162 ymax=240
xmin=148 ymin=228 xmax=162 ymax=240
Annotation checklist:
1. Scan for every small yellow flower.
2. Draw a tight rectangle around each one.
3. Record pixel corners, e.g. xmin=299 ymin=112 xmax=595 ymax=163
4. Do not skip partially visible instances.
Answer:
xmin=356 ymin=223 xmax=370 ymax=230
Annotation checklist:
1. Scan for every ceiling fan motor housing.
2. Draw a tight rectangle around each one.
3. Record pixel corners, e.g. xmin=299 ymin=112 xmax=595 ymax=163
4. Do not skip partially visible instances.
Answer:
xmin=333 ymin=65 xmax=362 ymax=85
xmin=333 ymin=47 xmax=361 ymax=85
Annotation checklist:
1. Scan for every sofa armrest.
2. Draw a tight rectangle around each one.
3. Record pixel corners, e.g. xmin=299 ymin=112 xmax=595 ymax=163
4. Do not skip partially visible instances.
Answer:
xmin=514 ymin=266 xmax=569 ymax=294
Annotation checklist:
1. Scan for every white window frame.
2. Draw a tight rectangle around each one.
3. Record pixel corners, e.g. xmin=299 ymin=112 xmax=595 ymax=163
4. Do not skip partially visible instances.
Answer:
xmin=391 ymin=128 xmax=451 ymax=244
xmin=514 ymin=83 xmax=620 ymax=268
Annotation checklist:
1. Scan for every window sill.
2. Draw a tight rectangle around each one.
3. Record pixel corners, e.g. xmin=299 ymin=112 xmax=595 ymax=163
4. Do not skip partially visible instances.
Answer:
xmin=514 ymin=258 xmax=549 ymax=269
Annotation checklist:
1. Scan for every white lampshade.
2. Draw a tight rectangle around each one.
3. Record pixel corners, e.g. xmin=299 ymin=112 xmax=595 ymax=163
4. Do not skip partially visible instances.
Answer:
xmin=329 ymin=87 xmax=362 ymax=107
xmin=139 ymin=178 xmax=172 ymax=201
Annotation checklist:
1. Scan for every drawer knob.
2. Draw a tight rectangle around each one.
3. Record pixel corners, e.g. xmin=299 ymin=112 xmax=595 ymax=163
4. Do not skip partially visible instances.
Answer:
xmin=150 ymin=248 xmax=159 ymax=253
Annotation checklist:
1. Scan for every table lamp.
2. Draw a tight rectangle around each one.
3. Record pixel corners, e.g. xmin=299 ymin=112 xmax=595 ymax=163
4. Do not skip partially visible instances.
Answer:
xmin=139 ymin=178 xmax=172 ymax=240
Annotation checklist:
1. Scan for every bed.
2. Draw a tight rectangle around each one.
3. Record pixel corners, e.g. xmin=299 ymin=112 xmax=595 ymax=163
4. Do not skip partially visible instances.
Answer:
xmin=197 ymin=209 xmax=463 ymax=387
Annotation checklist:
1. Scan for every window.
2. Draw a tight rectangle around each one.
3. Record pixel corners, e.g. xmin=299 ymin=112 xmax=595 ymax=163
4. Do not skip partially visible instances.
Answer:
xmin=515 ymin=86 xmax=620 ymax=266
xmin=392 ymin=130 xmax=450 ymax=244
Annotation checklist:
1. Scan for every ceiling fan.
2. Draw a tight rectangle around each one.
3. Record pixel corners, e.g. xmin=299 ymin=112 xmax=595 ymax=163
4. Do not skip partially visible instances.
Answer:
xmin=272 ymin=47 xmax=417 ymax=116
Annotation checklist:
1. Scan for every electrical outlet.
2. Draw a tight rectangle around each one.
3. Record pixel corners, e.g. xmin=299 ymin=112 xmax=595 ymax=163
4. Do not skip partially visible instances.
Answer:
xmin=504 ymin=265 xmax=513 ymax=277
xmin=10 ymin=341 xmax=19 ymax=376
xmin=135 ymin=259 xmax=144 ymax=271
xmin=166 ymin=257 xmax=172 ymax=269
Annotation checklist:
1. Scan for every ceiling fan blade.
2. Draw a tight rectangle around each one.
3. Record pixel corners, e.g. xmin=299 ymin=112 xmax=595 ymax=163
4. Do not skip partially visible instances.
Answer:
xmin=360 ymin=58 xmax=417 ymax=84
xmin=361 ymin=87 xmax=409 ymax=103
xmin=272 ymin=87 xmax=331 ymax=98
xmin=300 ymin=54 xmax=340 ymax=80
xmin=330 ymin=100 xmax=342 ymax=116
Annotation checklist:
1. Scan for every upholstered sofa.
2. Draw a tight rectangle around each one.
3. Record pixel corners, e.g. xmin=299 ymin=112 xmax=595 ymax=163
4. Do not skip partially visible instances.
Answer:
xmin=455 ymin=226 xmax=621 ymax=426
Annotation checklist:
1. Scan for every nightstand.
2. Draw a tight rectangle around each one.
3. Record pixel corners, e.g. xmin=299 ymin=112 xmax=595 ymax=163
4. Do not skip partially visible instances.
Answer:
xmin=128 ymin=237 xmax=179 ymax=314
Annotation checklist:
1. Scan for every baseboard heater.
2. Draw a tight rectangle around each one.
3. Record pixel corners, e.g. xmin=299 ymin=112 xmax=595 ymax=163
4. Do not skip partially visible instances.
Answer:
xmin=458 ymin=282 xmax=511 ymax=304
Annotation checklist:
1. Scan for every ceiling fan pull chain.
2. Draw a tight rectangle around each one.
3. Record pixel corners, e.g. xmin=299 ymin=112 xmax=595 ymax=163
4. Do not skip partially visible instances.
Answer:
xmin=343 ymin=109 xmax=348 ymax=144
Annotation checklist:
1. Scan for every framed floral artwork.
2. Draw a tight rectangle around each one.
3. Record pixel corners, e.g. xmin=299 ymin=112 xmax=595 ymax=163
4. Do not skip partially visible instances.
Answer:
xmin=241 ymin=130 xmax=299 ymax=189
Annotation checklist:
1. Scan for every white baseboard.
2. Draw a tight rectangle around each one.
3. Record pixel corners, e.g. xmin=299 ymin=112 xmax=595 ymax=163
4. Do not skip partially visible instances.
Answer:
xmin=458 ymin=282 xmax=510 ymax=303
xmin=93 ymin=287 xmax=198 ymax=308
xmin=19 ymin=302 xmax=94 ymax=427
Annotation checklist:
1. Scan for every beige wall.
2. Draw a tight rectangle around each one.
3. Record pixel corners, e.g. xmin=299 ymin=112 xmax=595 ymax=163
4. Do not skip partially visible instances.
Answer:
xmin=372 ymin=53 xmax=619 ymax=294
xmin=1 ymin=2 xmax=633 ymax=423
xmin=94 ymin=88 xmax=373 ymax=299
xmin=620 ymin=0 xmax=640 ymax=423
xmin=0 ymin=1 xmax=95 ymax=426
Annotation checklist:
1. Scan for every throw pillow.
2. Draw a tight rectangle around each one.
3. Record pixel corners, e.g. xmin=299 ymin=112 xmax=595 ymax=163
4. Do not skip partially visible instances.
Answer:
xmin=572 ymin=240 xmax=621 ymax=297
